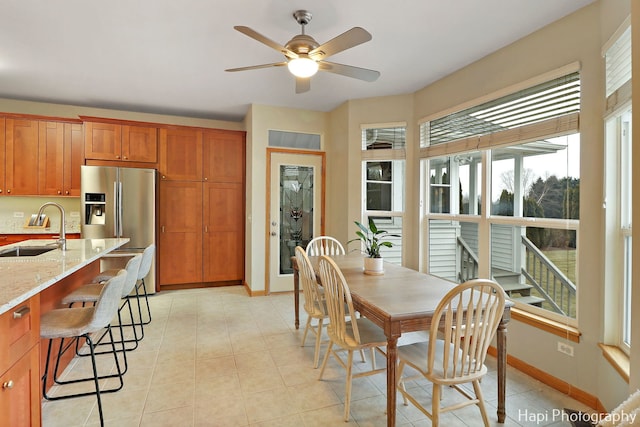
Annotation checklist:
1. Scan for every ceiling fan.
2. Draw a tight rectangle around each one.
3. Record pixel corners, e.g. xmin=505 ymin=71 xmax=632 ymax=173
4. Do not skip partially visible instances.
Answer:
xmin=225 ymin=10 xmax=380 ymax=94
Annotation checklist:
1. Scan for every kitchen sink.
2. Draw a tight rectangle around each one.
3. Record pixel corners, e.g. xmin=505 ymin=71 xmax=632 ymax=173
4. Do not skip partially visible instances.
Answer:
xmin=0 ymin=246 xmax=57 ymax=257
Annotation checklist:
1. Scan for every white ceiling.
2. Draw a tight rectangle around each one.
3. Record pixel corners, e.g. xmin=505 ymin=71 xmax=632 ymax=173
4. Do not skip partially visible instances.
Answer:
xmin=0 ymin=0 xmax=595 ymax=122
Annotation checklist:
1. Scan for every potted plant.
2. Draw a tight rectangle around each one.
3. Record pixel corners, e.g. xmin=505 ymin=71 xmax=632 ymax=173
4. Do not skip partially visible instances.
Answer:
xmin=348 ymin=217 xmax=400 ymax=275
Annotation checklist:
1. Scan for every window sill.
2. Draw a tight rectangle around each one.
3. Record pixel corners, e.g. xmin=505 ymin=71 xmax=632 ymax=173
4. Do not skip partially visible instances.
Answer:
xmin=598 ymin=343 xmax=630 ymax=383
xmin=511 ymin=308 xmax=581 ymax=343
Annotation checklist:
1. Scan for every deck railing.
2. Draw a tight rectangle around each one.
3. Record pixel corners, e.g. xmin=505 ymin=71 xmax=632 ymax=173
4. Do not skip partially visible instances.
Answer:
xmin=521 ymin=236 xmax=576 ymax=317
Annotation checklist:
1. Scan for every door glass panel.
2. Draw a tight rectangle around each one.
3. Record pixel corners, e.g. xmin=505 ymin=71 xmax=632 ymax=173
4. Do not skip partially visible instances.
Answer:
xmin=279 ymin=165 xmax=314 ymax=274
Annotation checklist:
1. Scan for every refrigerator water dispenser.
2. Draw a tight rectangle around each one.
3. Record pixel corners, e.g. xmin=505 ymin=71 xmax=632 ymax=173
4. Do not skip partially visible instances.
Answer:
xmin=85 ymin=193 xmax=106 ymax=225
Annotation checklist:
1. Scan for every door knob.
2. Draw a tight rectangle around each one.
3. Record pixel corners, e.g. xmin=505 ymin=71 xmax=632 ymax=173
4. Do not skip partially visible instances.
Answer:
xmin=271 ymin=232 xmax=277 ymax=236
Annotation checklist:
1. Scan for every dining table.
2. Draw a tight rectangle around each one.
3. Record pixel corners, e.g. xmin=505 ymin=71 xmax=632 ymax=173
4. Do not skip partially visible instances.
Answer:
xmin=291 ymin=253 xmax=512 ymax=426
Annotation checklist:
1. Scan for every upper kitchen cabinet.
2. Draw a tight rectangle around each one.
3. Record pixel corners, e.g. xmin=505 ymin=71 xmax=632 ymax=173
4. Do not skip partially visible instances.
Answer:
xmin=159 ymin=127 xmax=203 ymax=181
xmin=5 ymin=119 xmax=39 ymax=195
xmin=0 ymin=118 xmax=5 ymax=194
xmin=84 ymin=121 xmax=157 ymax=163
xmin=39 ymin=122 xmax=84 ymax=196
xmin=203 ymin=129 xmax=245 ymax=183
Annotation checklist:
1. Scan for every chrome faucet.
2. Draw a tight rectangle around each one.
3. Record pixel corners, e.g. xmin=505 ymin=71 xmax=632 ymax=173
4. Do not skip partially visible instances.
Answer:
xmin=37 ymin=202 xmax=66 ymax=251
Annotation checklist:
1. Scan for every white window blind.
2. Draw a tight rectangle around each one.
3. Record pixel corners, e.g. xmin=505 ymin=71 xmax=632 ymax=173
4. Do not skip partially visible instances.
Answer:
xmin=605 ymin=26 xmax=631 ymax=99
xmin=425 ymin=72 xmax=580 ymax=147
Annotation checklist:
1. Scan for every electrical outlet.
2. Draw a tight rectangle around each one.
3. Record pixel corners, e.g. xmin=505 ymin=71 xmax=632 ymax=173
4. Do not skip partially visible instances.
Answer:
xmin=557 ymin=341 xmax=574 ymax=357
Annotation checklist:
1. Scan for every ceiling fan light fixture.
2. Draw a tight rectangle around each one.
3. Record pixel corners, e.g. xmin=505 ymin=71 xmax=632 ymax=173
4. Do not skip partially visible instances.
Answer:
xmin=287 ymin=57 xmax=318 ymax=78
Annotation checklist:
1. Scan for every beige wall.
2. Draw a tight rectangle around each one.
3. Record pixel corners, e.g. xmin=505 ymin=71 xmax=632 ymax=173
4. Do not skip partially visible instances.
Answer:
xmin=244 ymin=104 xmax=328 ymax=293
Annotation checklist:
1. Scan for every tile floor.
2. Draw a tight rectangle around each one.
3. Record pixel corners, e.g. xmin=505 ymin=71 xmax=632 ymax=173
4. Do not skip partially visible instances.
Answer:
xmin=42 ymin=286 xmax=594 ymax=426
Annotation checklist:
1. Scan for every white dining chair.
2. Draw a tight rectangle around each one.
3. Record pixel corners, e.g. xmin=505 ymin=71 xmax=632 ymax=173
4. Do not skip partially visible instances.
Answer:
xmin=306 ymin=236 xmax=345 ymax=256
xmin=396 ymin=279 xmax=506 ymax=426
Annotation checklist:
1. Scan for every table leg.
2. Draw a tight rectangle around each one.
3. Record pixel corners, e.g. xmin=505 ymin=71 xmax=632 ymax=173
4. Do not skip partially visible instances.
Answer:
xmin=497 ymin=318 xmax=507 ymax=423
xmin=386 ymin=335 xmax=398 ymax=427
xmin=293 ymin=264 xmax=300 ymax=330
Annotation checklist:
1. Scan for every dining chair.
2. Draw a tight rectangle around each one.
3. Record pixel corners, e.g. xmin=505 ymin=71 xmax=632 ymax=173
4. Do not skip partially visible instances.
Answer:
xmin=295 ymin=246 xmax=329 ymax=368
xmin=396 ymin=279 xmax=506 ymax=426
xmin=317 ymin=255 xmax=387 ymax=422
xmin=41 ymin=270 xmax=128 ymax=427
xmin=306 ymin=236 xmax=345 ymax=256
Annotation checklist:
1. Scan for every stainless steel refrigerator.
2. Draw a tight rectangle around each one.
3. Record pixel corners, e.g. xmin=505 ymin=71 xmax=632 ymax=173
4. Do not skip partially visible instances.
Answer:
xmin=80 ymin=165 xmax=157 ymax=293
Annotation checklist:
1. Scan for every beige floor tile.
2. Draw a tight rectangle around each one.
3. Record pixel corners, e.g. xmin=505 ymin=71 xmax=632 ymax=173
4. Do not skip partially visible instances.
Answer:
xmin=42 ymin=286 xmax=595 ymax=427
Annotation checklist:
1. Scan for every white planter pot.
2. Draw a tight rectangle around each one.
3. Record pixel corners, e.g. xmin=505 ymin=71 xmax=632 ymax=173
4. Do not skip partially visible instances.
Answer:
xmin=363 ymin=257 xmax=384 ymax=275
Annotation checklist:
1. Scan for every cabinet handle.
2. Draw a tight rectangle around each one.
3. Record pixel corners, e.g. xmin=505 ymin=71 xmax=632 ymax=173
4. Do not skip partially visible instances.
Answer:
xmin=161 ymin=175 xmax=166 ymax=179
xmin=0 ymin=189 xmax=2 ymax=193
xmin=123 ymin=156 xmax=128 ymax=160
xmin=204 ymin=177 xmax=208 ymax=181
xmin=13 ymin=306 xmax=30 ymax=319
xmin=161 ymin=226 xmax=165 ymax=233
xmin=204 ymin=226 xmax=208 ymax=233
xmin=2 ymin=380 xmax=13 ymax=390
xmin=57 ymin=190 xmax=62 ymax=195
xmin=115 ymin=155 xmax=121 ymax=159
xmin=65 ymin=190 xmax=70 ymax=195
xmin=6 ymin=189 xmax=10 ymax=194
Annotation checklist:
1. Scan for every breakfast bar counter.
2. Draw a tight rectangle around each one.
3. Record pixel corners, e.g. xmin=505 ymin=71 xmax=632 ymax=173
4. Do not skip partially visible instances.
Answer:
xmin=0 ymin=238 xmax=129 ymax=316
xmin=0 ymin=237 xmax=129 ymax=426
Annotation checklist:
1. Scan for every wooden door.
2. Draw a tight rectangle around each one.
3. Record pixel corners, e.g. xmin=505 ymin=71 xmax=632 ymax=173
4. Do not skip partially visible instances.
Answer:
xmin=38 ymin=121 xmax=65 ymax=196
xmin=84 ymin=122 xmax=121 ymax=161
xmin=0 ymin=118 xmax=5 ymax=195
xmin=0 ymin=345 xmax=41 ymax=427
xmin=5 ymin=119 xmax=39 ymax=195
xmin=159 ymin=128 xmax=203 ymax=181
xmin=63 ymin=123 xmax=84 ymax=196
xmin=203 ymin=182 xmax=244 ymax=282
xmin=159 ymin=181 xmax=203 ymax=285
xmin=203 ymin=129 xmax=245 ymax=183
xmin=122 ymin=125 xmax=157 ymax=163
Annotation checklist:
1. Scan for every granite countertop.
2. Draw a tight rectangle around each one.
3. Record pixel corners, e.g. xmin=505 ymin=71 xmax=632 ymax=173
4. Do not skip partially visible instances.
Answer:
xmin=0 ymin=238 xmax=129 ymax=315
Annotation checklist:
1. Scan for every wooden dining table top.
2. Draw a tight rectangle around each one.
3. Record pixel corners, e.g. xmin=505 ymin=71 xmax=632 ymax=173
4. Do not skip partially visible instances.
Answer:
xmin=309 ymin=253 xmax=459 ymax=321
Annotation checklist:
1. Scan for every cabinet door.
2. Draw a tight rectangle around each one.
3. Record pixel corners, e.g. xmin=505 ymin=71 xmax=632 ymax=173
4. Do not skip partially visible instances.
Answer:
xmin=203 ymin=182 xmax=244 ymax=282
xmin=159 ymin=181 xmax=203 ymax=285
xmin=159 ymin=128 xmax=203 ymax=181
xmin=0 ymin=345 xmax=41 ymax=427
xmin=63 ymin=123 xmax=84 ymax=196
xmin=38 ymin=121 xmax=65 ymax=196
xmin=122 ymin=125 xmax=157 ymax=163
xmin=0 ymin=118 xmax=5 ymax=195
xmin=203 ymin=130 xmax=245 ymax=183
xmin=5 ymin=119 xmax=39 ymax=195
xmin=84 ymin=122 xmax=122 ymax=161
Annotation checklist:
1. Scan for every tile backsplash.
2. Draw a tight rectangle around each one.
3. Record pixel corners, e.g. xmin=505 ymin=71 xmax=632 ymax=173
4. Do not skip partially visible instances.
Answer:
xmin=0 ymin=197 xmax=81 ymax=234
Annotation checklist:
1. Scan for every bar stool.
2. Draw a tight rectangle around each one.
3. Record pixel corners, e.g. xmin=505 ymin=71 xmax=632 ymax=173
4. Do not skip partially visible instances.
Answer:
xmin=41 ymin=270 xmax=128 ymax=427
xmin=93 ymin=244 xmax=155 ymax=327
xmin=62 ymin=254 xmax=143 ymax=361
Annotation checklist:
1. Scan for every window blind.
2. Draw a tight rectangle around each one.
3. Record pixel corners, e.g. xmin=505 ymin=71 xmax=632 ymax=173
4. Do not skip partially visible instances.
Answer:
xmin=426 ymin=72 xmax=580 ymax=146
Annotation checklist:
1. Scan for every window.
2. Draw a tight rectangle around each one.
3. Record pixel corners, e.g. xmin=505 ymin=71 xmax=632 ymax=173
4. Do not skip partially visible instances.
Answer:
xmin=603 ymin=19 xmax=632 ymax=353
xmin=420 ymin=68 xmax=581 ymax=323
xmin=361 ymin=125 xmax=406 ymax=264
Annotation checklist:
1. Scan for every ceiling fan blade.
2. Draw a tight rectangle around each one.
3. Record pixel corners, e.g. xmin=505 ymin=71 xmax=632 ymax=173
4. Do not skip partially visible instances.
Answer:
xmin=318 ymin=61 xmax=380 ymax=82
xmin=296 ymin=77 xmax=310 ymax=94
xmin=309 ymin=27 xmax=372 ymax=61
xmin=225 ymin=62 xmax=288 ymax=72
xmin=234 ymin=26 xmax=298 ymax=58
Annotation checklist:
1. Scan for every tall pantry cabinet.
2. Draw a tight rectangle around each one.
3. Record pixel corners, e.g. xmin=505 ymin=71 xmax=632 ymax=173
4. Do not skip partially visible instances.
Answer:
xmin=158 ymin=127 xmax=245 ymax=287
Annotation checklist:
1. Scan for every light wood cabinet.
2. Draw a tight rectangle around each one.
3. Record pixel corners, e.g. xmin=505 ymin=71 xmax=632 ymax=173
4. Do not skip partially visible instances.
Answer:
xmin=63 ymin=124 xmax=85 ymax=196
xmin=159 ymin=181 xmax=203 ymax=285
xmin=0 ymin=295 xmax=41 ymax=427
xmin=0 ymin=118 xmax=5 ymax=195
xmin=38 ymin=122 xmax=83 ymax=196
xmin=85 ymin=121 xmax=157 ymax=163
xmin=159 ymin=128 xmax=245 ymax=287
xmin=159 ymin=128 xmax=203 ymax=181
xmin=5 ymin=119 xmax=39 ymax=195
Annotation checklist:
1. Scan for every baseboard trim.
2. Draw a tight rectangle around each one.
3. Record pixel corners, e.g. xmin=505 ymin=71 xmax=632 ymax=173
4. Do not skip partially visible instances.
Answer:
xmin=488 ymin=346 xmax=606 ymax=412
xmin=243 ymin=282 xmax=267 ymax=296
